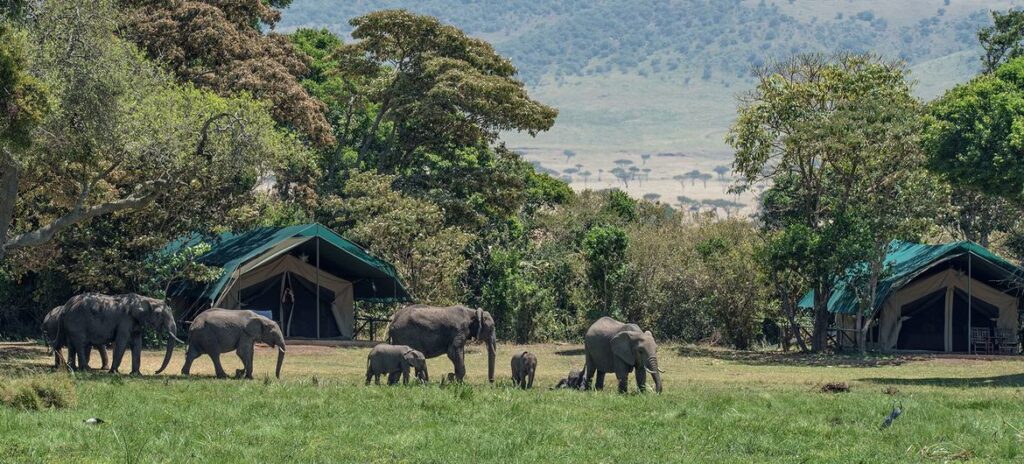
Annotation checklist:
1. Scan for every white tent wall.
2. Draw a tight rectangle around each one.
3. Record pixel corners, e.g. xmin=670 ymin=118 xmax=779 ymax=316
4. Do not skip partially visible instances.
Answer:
xmin=214 ymin=253 xmax=355 ymax=339
xmin=840 ymin=269 xmax=1018 ymax=352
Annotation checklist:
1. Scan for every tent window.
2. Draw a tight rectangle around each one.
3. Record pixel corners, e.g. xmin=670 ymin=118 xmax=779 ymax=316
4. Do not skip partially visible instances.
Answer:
xmin=897 ymin=289 xmax=946 ymax=351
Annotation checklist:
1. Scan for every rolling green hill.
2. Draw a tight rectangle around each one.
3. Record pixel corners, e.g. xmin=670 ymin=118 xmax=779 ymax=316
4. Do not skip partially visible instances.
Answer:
xmin=279 ymin=0 xmax=1024 ymax=208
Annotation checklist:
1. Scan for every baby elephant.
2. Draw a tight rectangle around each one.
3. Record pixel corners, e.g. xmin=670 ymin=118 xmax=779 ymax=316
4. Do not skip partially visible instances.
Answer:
xmin=510 ymin=351 xmax=537 ymax=389
xmin=177 ymin=309 xmax=286 ymax=379
xmin=365 ymin=344 xmax=428 ymax=385
xmin=554 ymin=368 xmax=586 ymax=390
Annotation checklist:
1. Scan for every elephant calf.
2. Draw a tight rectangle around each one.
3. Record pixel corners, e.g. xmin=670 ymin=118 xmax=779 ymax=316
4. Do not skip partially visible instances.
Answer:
xmin=510 ymin=351 xmax=537 ymax=389
xmin=365 ymin=344 xmax=428 ymax=386
xmin=176 ymin=309 xmax=286 ymax=379
xmin=554 ymin=368 xmax=586 ymax=390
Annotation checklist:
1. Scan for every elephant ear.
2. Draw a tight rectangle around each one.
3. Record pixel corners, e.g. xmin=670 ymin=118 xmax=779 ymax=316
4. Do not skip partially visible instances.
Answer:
xmin=244 ymin=317 xmax=262 ymax=338
xmin=128 ymin=295 xmax=151 ymax=322
xmin=611 ymin=331 xmax=637 ymax=366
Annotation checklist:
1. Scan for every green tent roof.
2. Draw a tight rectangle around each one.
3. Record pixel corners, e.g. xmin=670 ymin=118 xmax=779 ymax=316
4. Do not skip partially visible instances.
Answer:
xmin=165 ymin=223 xmax=411 ymax=303
xmin=799 ymin=240 xmax=1024 ymax=315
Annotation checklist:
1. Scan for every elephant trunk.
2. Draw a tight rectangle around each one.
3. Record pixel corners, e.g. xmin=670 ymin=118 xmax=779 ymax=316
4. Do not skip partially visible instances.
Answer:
xmin=155 ymin=331 xmax=175 ymax=374
xmin=275 ymin=346 xmax=285 ymax=379
xmin=646 ymin=356 xmax=663 ymax=393
xmin=486 ymin=333 xmax=496 ymax=383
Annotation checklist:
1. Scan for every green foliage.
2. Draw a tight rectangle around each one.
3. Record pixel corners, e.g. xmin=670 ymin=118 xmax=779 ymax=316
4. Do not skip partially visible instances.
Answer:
xmin=581 ymin=225 xmax=629 ymax=319
xmin=0 ymin=23 xmax=48 ymax=150
xmin=325 ymin=170 xmax=474 ymax=304
xmin=979 ymin=9 xmax=1024 ymax=73
xmin=924 ymin=56 xmax=1024 ymax=202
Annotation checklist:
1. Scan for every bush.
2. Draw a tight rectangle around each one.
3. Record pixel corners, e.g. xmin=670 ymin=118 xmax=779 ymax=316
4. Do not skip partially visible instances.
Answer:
xmin=0 ymin=376 xmax=77 ymax=410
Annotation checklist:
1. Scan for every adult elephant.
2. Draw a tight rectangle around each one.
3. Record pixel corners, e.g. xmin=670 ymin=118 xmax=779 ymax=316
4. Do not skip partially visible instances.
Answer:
xmin=388 ymin=305 xmax=496 ymax=383
xmin=41 ymin=305 xmax=108 ymax=370
xmin=61 ymin=293 xmax=180 ymax=375
xmin=174 ymin=309 xmax=286 ymax=379
xmin=584 ymin=317 xmax=663 ymax=393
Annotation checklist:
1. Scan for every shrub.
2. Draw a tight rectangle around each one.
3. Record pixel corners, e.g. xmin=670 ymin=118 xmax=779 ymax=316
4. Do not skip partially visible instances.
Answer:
xmin=0 ymin=376 xmax=77 ymax=410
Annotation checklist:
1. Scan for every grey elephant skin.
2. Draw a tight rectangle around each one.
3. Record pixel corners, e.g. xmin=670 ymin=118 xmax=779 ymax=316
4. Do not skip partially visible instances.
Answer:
xmin=584 ymin=317 xmax=663 ymax=393
xmin=176 ymin=309 xmax=286 ymax=379
xmin=61 ymin=293 xmax=179 ymax=375
xmin=510 ymin=351 xmax=537 ymax=389
xmin=42 ymin=305 xmax=108 ymax=370
xmin=365 ymin=344 xmax=428 ymax=385
xmin=388 ymin=305 xmax=497 ymax=382
xmin=554 ymin=368 xmax=586 ymax=390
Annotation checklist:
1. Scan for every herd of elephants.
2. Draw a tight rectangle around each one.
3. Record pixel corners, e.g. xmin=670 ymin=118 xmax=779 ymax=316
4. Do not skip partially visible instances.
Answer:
xmin=42 ymin=293 xmax=665 ymax=393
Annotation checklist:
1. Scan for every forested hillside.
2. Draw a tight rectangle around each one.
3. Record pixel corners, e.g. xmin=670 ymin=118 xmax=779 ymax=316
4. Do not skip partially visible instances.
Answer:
xmin=279 ymin=0 xmax=1024 ymax=204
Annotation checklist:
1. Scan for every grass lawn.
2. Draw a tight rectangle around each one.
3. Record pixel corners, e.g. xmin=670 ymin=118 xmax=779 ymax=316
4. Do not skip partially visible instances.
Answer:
xmin=2 ymin=341 xmax=1024 ymax=463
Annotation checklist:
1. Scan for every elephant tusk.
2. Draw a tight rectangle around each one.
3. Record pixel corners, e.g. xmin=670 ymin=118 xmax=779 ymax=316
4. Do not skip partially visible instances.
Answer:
xmin=170 ymin=333 xmax=185 ymax=344
xmin=277 ymin=346 xmax=286 ymax=353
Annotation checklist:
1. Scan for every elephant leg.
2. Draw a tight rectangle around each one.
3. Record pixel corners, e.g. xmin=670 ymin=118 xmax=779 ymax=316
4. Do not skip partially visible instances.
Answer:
xmin=365 ymin=367 xmax=373 ymax=386
xmin=447 ymin=345 xmax=466 ymax=381
xmin=402 ymin=367 xmax=410 ymax=385
xmin=634 ymin=365 xmax=647 ymax=392
xmin=236 ymin=343 xmax=254 ymax=379
xmin=583 ymin=356 xmax=595 ymax=390
xmin=387 ymin=371 xmax=400 ymax=386
xmin=181 ymin=345 xmax=200 ymax=376
xmin=374 ymin=374 xmax=381 ymax=385
xmin=109 ymin=335 xmax=129 ymax=374
xmin=615 ymin=371 xmax=629 ymax=394
xmin=210 ymin=352 xmax=227 ymax=379
xmin=129 ymin=334 xmax=143 ymax=375
xmin=97 ymin=344 xmax=109 ymax=371
xmin=527 ymin=371 xmax=535 ymax=389
xmin=595 ymin=371 xmax=606 ymax=390
xmin=74 ymin=341 xmax=91 ymax=371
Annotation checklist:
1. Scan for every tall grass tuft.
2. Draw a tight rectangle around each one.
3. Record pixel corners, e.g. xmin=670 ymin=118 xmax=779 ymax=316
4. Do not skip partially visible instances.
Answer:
xmin=0 ymin=375 xmax=77 ymax=410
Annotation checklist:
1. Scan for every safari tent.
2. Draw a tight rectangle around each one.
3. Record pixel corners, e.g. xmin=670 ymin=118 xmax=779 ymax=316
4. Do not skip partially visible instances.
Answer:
xmin=801 ymin=241 xmax=1024 ymax=352
xmin=165 ymin=223 xmax=410 ymax=340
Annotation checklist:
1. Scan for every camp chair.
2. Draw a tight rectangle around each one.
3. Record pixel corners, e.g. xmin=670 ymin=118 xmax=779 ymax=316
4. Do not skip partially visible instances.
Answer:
xmin=995 ymin=328 xmax=1019 ymax=355
xmin=970 ymin=327 xmax=994 ymax=354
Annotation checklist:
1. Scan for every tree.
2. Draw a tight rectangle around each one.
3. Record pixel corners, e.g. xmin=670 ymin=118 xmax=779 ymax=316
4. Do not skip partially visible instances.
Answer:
xmin=643 ymin=193 xmax=661 ymax=202
xmin=344 ymin=10 xmax=557 ymax=167
xmin=713 ymin=165 xmax=730 ymax=181
xmin=2 ymin=1 xmax=307 ymax=263
xmin=979 ymin=10 xmax=1024 ymax=73
xmin=673 ymin=174 xmax=686 ymax=191
xmin=611 ymin=167 xmax=631 ymax=187
xmin=582 ymin=225 xmax=628 ymax=319
xmin=120 ymin=0 xmax=334 ymax=146
xmin=923 ymin=56 xmax=1024 ymax=203
xmin=729 ymin=53 xmax=936 ymax=352
xmin=699 ymin=172 xmax=713 ymax=189
xmin=563 ymin=149 xmax=576 ymax=162
xmin=327 ymin=170 xmax=474 ymax=304
xmin=580 ymin=170 xmax=592 ymax=187
xmin=640 ymin=153 xmax=651 ymax=165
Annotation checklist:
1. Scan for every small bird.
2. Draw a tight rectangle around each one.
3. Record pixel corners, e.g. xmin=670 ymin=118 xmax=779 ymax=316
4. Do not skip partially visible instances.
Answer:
xmin=880 ymin=402 xmax=903 ymax=429
xmin=83 ymin=418 xmax=104 ymax=425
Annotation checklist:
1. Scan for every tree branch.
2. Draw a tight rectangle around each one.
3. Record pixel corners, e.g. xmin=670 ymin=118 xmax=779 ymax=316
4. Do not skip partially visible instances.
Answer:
xmin=2 ymin=179 xmax=167 ymax=254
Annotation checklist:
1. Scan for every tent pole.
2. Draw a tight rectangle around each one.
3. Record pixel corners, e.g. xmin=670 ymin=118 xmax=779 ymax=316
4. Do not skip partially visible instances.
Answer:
xmin=316 ymin=231 xmax=321 ymax=339
xmin=968 ymin=253 xmax=972 ymax=354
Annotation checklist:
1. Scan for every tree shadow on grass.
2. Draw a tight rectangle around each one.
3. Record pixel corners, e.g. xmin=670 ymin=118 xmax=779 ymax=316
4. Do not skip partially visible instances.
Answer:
xmin=675 ymin=346 xmax=912 ymax=368
xmin=859 ymin=374 xmax=1024 ymax=388
xmin=554 ymin=348 xmax=585 ymax=356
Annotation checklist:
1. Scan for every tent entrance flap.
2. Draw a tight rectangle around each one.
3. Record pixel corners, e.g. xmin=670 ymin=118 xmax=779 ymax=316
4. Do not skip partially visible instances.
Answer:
xmin=896 ymin=290 xmax=946 ymax=351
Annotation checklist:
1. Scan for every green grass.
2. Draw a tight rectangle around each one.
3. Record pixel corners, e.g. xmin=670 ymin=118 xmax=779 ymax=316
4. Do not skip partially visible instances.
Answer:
xmin=2 ymin=342 xmax=1024 ymax=462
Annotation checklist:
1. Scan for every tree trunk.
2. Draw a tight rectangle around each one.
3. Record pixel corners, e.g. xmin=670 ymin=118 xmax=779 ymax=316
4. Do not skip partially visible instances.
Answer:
xmin=811 ymin=284 xmax=831 ymax=352
xmin=358 ymin=98 xmax=390 ymax=163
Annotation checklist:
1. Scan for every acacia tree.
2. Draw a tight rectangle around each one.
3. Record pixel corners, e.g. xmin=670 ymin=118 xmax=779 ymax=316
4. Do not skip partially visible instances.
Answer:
xmin=979 ymin=10 xmax=1024 ymax=73
xmin=729 ymin=53 xmax=937 ymax=352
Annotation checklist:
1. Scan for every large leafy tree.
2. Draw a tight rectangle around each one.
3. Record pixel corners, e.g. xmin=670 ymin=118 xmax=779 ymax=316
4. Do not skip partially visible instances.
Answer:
xmin=730 ymin=53 xmax=937 ymax=352
xmin=1 ymin=0 xmax=311 ymax=283
xmin=343 ymin=9 xmax=557 ymax=168
xmin=924 ymin=56 xmax=1024 ymax=203
xmin=979 ymin=10 xmax=1024 ymax=74
xmin=119 ymin=0 xmax=334 ymax=146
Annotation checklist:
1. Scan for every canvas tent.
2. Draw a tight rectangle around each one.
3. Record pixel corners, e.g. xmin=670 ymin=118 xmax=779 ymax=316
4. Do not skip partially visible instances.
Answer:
xmin=800 ymin=241 xmax=1024 ymax=352
xmin=165 ymin=223 xmax=411 ymax=339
